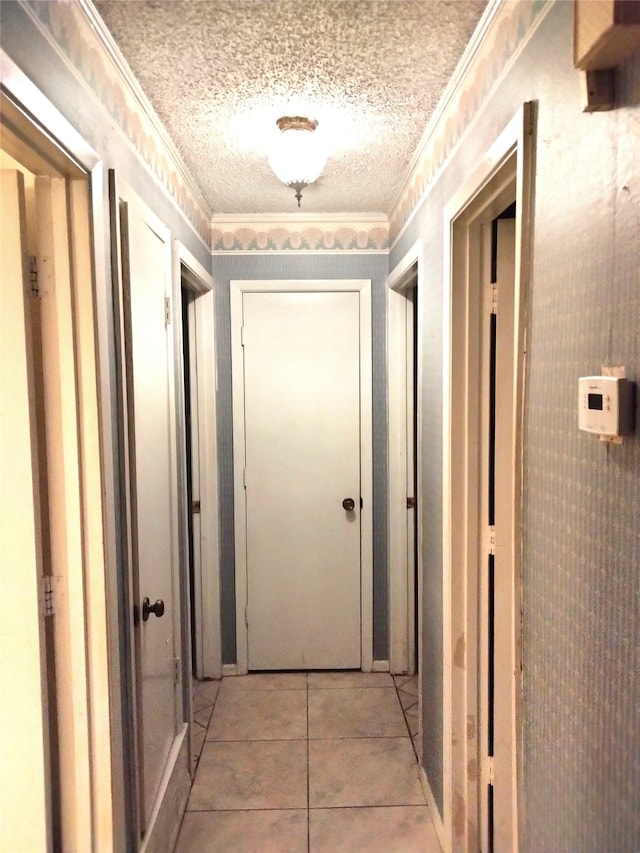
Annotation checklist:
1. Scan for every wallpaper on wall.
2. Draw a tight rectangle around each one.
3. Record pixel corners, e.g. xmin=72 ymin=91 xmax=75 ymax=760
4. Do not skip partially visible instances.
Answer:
xmin=520 ymin=33 xmax=640 ymax=853
xmin=389 ymin=1 xmax=640 ymax=847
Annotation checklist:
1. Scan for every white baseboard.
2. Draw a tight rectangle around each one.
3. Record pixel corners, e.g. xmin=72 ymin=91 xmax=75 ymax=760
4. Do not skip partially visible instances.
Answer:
xmin=420 ymin=765 xmax=446 ymax=853
xmin=372 ymin=659 xmax=390 ymax=672
xmin=222 ymin=663 xmax=238 ymax=677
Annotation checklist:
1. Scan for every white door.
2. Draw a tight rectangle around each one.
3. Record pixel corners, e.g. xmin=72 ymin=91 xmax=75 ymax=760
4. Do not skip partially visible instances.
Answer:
xmin=121 ymin=195 xmax=177 ymax=828
xmin=242 ymin=291 xmax=361 ymax=670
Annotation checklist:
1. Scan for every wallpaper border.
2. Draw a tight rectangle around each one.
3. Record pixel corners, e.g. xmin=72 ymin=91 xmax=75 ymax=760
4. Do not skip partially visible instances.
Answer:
xmin=21 ymin=0 xmax=212 ymax=247
xmin=211 ymin=215 xmax=389 ymax=253
xmin=390 ymin=0 xmax=550 ymax=245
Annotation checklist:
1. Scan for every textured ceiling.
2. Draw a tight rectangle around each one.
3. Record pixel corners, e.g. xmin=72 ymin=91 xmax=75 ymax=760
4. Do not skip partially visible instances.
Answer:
xmin=94 ymin=0 xmax=487 ymax=216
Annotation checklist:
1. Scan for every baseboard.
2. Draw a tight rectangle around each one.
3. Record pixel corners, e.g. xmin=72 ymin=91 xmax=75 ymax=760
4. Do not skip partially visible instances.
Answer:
xmin=372 ymin=659 xmax=390 ymax=672
xmin=222 ymin=663 xmax=238 ymax=677
xmin=141 ymin=724 xmax=191 ymax=853
xmin=420 ymin=765 xmax=446 ymax=853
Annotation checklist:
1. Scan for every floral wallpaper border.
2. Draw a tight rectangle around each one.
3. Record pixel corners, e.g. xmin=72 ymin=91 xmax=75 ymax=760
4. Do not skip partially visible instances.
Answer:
xmin=390 ymin=0 xmax=549 ymax=244
xmin=23 ymin=0 xmax=549 ymax=253
xmin=211 ymin=220 xmax=389 ymax=253
xmin=24 ymin=0 xmax=212 ymax=246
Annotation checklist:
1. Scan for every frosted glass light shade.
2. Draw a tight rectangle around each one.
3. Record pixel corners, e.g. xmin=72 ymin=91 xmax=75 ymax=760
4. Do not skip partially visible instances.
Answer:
xmin=268 ymin=117 xmax=326 ymax=186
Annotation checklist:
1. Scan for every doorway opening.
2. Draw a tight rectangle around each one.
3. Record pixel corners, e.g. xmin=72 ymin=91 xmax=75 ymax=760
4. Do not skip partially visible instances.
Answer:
xmin=1 ymin=87 xmax=111 ymax=851
xmin=175 ymin=248 xmax=221 ymax=684
xmin=443 ymin=104 xmax=534 ymax=852
xmin=387 ymin=243 xmax=422 ymax=679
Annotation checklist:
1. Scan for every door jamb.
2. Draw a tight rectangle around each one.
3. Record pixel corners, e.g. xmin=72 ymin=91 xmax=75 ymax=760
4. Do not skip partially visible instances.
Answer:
xmin=230 ymin=278 xmax=373 ymax=674
xmin=0 ymin=53 xmax=117 ymax=850
xmin=442 ymin=104 xmax=533 ymax=852
xmin=387 ymin=240 xmax=423 ymax=676
xmin=173 ymin=242 xmax=222 ymax=684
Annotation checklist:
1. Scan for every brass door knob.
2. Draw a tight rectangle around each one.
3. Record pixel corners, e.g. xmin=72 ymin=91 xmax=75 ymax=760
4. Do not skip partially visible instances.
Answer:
xmin=342 ymin=498 xmax=355 ymax=511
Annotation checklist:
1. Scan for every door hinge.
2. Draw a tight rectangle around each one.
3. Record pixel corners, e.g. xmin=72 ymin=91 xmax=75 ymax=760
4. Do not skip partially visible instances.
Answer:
xmin=244 ymin=605 xmax=248 ymax=629
xmin=43 ymin=575 xmax=54 ymax=617
xmin=485 ymin=755 xmax=495 ymax=785
xmin=173 ymin=657 xmax=180 ymax=686
xmin=489 ymin=525 xmax=496 ymax=555
xmin=491 ymin=282 xmax=498 ymax=314
xmin=30 ymin=256 xmax=40 ymax=296
xmin=165 ymin=296 xmax=172 ymax=325
xmin=243 ymin=468 xmax=247 ymax=489
xmin=406 ymin=496 xmax=416 ymax=509
xmin=192 ymin=500 xmax=201 ymax=514
xmin=241 ymin=325 xmax=246 ymax=347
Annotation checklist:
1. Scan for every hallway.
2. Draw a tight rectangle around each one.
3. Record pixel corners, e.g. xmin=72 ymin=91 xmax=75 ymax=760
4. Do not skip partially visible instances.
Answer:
xmin=176 ymin=672 xmax=439 ymax=852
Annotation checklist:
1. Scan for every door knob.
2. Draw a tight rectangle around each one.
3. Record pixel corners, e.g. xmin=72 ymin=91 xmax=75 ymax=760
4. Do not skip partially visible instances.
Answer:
xmin=142 ymin=597 xmax=165 ymax=621
xmin=342 ymin=497 xmax=355 ymax=511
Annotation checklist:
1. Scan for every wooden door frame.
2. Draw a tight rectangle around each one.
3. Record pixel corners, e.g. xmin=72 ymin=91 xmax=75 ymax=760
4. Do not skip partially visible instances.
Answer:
xmin=230 ymin=278 xmax=373 ymax=674
xmin=441 ymin=104 xmax=534 ymax=852
xmin=0 ymin=54 xmax=115 ymax=850
xmin=173 ymin=241 xmax=222 ymax=689
xmin=387 ymin=240 xmax=423 ymax=676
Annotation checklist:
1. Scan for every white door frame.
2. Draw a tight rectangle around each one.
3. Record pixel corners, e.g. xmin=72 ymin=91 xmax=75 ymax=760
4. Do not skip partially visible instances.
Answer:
xmin=230 ymin=279 xmax=373 ymax=675
xmin=173 ymin=242 xmax=222 ymax=681
xmin=0 ymin=55 xmax=115 ymax=851
xmin=442 ymin=104 xmax=533 ymax=852
xmin=387 ymin=240 xmax=423 ymax=676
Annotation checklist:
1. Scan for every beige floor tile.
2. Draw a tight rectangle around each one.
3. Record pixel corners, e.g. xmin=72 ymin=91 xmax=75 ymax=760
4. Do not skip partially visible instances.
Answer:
xmin=308 ymin=688 xmax=406 ymax=739
xmin=207 ymin=688 xmax=307 ymax=741
xmin=176 ymin=809 xmax=308 ymax=853
xmin=192 ymin=679 xmax=221 ymax=712
xmin=308 ymin=671 xmax=394 ymax=689
xmin=309 ymin=737 xmax=425 ymax=807
xmin=188 ymin=741 xmax=307 ymax=811
xmin=309 ymin=805 xmax=440 ymax=853
xmin=221 ymin=673 xmax=308 ymax=692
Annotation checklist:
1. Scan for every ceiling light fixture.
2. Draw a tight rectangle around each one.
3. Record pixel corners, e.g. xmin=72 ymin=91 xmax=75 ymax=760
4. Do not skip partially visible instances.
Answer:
xmin=268 ymin=116 xmax=326 ymax=207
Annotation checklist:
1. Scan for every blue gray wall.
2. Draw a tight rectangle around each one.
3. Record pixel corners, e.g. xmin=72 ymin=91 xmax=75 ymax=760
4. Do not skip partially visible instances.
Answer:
xmin=391 ymin=3 xmax=639 ymax=847
xmin=211 ymin=253 xmax=389 ymax=664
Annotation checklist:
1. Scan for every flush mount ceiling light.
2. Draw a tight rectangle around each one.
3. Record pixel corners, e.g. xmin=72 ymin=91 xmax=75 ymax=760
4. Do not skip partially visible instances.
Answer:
xmin=268 ymin=116 xmax=326 ymax=207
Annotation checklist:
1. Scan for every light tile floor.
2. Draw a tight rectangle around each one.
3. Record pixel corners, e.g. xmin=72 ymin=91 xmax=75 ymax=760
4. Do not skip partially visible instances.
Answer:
xmin=176 ymin=672 xmax=439 ymax=853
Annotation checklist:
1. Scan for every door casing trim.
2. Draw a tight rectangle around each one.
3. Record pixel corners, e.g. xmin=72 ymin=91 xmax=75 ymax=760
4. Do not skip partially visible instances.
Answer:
xmin=386 ymin=240 xmax=423 ymax=677
xmin=174 ymin=242 xmax=222 ymax=687
xmin=230 ymin=278 xmax=373 ymax=674
xmin=442 ymin=103 xmax=533 ymax=852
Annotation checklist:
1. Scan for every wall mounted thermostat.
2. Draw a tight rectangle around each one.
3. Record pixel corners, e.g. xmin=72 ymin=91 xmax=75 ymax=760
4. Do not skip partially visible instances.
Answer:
xmin=578 ymin=376 xmax=635 ymax=437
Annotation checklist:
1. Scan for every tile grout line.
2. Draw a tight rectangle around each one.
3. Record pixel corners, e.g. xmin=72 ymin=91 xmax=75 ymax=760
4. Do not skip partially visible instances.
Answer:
xmin=394 ymin=675 xmax=421 ymax=763
xmin=306 ymin=674 xmax=311 ymax=853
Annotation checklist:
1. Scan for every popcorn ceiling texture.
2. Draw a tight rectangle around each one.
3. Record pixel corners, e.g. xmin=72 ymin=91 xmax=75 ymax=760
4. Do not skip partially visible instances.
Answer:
xmin=94 ymin=0 xmax=486 ymax=215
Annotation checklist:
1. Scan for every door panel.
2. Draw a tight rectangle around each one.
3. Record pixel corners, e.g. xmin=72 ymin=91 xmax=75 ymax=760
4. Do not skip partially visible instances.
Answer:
xmin=121 ymin=197 xmax=176 ymax=828
xmin=243 ymin=291 xmax=361 ymax=670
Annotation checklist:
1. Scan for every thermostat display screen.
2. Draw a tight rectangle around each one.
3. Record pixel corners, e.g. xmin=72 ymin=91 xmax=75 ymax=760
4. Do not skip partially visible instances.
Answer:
xmin=588 ymin=393 xmax=603 ymax=410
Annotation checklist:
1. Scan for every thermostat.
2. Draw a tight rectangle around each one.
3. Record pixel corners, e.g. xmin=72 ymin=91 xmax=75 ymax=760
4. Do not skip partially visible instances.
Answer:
xmin=578 ymin=376 xmax=635 ymax=437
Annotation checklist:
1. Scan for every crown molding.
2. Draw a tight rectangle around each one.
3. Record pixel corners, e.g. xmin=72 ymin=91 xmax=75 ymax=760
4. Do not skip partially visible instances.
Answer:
xmin=78 ymin=0 xmax=213 ymax=220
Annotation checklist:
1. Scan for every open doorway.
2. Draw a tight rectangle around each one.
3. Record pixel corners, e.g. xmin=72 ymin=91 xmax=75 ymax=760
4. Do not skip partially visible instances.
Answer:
xmin=443 ymin=104 xmax=534 ymax=852
xmin=388 ymin=243 xmax=423 ymax=680
xmin=1 ymin=88 xmax=111 ymax=851
xmin=175 ymin=249 xmax=221 ymax=683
